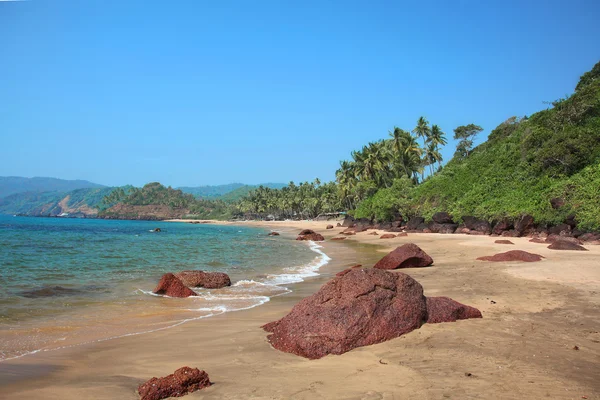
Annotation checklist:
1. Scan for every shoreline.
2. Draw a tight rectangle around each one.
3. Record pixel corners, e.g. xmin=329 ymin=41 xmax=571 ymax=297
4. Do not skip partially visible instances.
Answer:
xmin=1 ymin=221 xmax=599 ymax=398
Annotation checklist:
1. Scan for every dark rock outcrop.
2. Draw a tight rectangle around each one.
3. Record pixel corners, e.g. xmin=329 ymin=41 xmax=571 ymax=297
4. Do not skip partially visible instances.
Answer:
xmin=138 ymin=366 xmax=211 ymax=400
xmin=430 ymin=223 xmax=458 ymax=234
xmin=432 ymin=212 xmax=454 ymax=224
xmin=494 ymin=240 xmax=514 ymax=244
xmin=547 ymin=241 xmax=588 ymax=251
xmin=426 ymin=297 xmax=483 ymax=323
xmin=153 ymin=273 xmax=197 ymax=297
xmin=406 ymin=217 xmax=425 ymax=230
xmin=492 ymin=218 xmax=513 ymax=235
xmin=462 ymin=216 xmax=492 ymax=235
xmin=477 ymin=250 xmax=544 ymax=262
xmin=514 ymin=215 xmax=535 ymax=236
xmin=175 ymin=271 xmax=231 ymax=289
xmin=545 ymin=234 xmax=581 ymax=244
xmin=529 ymin=238 xmax=547 ymax=243
xmin=380 ymin=233 xmax=396 ymax=239
xmin=579 ymin=233 xmax=600 ymax=242
xmin=373 ymin=243 xmax=434 ymax=270
xmin=262 ymin=269 xmax=481 ymax=359
xmin=548 ymin=224 xmax=571 ymax=236
xmin=268 ymin=231 xmax=280 ymax=236
xmin=326 ymin=225 xmax=334 ymax=229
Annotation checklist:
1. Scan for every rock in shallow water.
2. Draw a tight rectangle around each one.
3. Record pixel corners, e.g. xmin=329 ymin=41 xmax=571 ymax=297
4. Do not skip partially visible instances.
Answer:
xmin=175 ymin=271 xmax=231 ymax=289
xmin=373 ymin=243 xmax=433 ymax=269
xmin=262 ymin=268 xmax=480 ymax=359
xmin=153 ymin=273 xmax=197 ymax=297
xmin=138 ymin=366 xmax=211 ymax=400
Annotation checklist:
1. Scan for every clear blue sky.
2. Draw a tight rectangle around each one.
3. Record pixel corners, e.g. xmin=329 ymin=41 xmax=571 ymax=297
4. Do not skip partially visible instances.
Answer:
xmin=1 ymin=0 xmax=599 ymax=187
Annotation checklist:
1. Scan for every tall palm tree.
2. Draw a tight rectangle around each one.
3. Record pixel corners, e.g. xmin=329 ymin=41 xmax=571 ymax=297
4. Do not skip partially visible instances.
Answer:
xmin=412 ymin=116 xmax=431 ymax=148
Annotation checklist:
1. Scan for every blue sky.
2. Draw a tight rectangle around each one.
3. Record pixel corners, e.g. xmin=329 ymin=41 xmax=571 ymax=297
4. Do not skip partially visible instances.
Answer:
xmin=1 ymin=0 xmax=599 ymax=187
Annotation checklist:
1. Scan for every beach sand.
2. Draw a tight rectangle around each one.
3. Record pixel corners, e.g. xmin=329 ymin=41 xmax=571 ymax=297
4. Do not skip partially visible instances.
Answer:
xmin=1 ymin=221 xmax=599 ymax=399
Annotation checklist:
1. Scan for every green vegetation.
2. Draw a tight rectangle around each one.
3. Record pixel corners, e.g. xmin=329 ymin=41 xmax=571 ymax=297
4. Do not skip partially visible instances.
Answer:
xmin=238 ymin=61 xmax=600 ymax=231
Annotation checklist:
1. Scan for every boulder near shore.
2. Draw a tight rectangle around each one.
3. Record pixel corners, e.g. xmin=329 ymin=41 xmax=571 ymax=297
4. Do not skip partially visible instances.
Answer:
xmin=138 ymin=366 xmax=211 ymax=400
xmin=373 ymin=243 xmax=434 ymax=269
xmin=296 ymin=229 xmax=325 ymax=241
xmin=263 ymin=268 xmax=481 ymax=359
xmin=175 ymin=271 xmax=231 ymax=289
xmin=153 ymin=273 xmax=197 ymax=298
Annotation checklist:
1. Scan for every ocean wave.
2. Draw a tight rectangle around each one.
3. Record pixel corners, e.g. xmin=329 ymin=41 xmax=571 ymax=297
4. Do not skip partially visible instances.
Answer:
xmin=262 ymin=241 xmax=331 ymax=286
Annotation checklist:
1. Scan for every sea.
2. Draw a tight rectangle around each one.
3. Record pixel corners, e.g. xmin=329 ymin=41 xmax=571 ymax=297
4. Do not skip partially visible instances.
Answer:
xmin=0 ymin=215 xmax=330 ymax=361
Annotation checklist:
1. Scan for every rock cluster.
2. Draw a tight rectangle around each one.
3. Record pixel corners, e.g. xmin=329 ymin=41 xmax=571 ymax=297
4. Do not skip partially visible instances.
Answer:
xmin=263 ymin=268 xmax=481 ymax=359
xmin=296 ymin=229 xmax=325 ymax=241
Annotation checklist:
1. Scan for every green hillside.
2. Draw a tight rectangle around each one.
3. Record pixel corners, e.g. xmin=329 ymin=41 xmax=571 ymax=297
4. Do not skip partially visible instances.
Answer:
xmin=179 ymin=183 xmax=286 ymax=199
xmin=409 ymin=62 xmax=600 ymax=230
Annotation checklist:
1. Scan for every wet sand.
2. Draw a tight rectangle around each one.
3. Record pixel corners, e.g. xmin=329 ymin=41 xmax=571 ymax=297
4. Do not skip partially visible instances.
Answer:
xmin=1 ymin=221 xmax=599 ymax=399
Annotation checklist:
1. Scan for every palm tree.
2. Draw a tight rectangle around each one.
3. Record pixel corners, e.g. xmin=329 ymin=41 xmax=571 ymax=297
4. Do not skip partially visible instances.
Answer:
xmin=413 ymin=116 xmax=431 ymax=148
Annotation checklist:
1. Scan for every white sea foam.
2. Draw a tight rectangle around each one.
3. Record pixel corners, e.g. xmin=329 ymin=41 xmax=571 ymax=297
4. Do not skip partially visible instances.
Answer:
xmin=262 ymin=241 xmax=331 ymax=286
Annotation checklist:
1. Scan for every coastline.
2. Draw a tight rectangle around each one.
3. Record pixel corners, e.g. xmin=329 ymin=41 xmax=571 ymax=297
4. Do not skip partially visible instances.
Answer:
xmin=1 ymin=221 xmax=599 ymax=398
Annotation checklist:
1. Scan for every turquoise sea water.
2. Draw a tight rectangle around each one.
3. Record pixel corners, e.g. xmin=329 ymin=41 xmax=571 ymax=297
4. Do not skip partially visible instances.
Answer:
xmin=0 ymin=215 xmax=328 ymax=361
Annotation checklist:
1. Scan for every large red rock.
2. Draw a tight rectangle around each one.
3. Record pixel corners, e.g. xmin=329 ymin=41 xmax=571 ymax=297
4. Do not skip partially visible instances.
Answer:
xmin=477 ymin=250 xmax=544 ymax=262
xmin=380 ymin=234 xmax=396 ymax=239
xmin=296 ymin=229 xmax=325 ymax=241
xmin=426 ymin=297 xmax=483 ymax=323
xmin=373 ymin=243 xmax=433 ymax=270
xmin=138 ymin=366 xmax=211 ymax=400
xmin=175 ymin=271 xmax=231 ymax=289
xmin=547 ymin=241 xmax=588 ymax=251
xmin=262 ymin=269 xmax=480 ymax=359
xmin=153 ymin=274 xmax=197 ymax=297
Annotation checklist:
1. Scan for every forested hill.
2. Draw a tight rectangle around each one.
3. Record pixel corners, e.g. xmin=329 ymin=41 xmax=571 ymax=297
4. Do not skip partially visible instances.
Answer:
xmin=409 ymin=61 xmax=600 ymax=230
xmin=0 ymin=176 xmax=105 ymax=198
xmin=178 ymin=183 xmax=286 ymax=199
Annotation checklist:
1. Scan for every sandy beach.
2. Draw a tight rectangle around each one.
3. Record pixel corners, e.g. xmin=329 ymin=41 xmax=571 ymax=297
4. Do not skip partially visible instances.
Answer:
xmin=1 ymin=220 xmax=599 ymax=399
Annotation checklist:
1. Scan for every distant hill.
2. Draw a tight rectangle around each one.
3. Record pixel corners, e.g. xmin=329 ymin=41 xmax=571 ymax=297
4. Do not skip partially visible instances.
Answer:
xmin=0 ymin=176 xmax=105 ymax=198
xmin=0 ymin=187 xmax=119 ymax=217
xmin=178 ymin=183 xmax=286 ymax=200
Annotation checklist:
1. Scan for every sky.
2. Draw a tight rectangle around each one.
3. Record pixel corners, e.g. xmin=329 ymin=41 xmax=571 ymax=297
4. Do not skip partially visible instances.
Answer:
xmin=1 ymin=0 xmax=599 ymax=187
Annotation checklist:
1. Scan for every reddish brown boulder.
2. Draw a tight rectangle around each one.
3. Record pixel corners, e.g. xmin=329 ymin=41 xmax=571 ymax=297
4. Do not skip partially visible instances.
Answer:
xmin=432 ymin=212 xmax=454 ymax=224
xmin=373 ymin=243 xmax=433 ymax=270
xmin=545 ymin=234 xmax=581 ymax=244
xmin=529 ymin=238 xmax=546 ymax=243
xmin=153 ymin=274 xmax=197 ymax=297
xmin=175 ymin=271 xmax=231 ymax=289
xmin=296 ymin=230 xmax=325 ymax=241
xmin=330 ymin=237 xmax=346 ymax=241
xmin=477 ymin=250 xmax=544 ymax=262
xmin=426 ymin=297 xmax=482 ymax=323
xmin=267 ymin=231 xmax=280 ymax=236
xmin=138 ymin=366 xmax=211 ymax=400
xmin=326 ymin=225 xmax=334 ymax=229
xmin=579 ymin=233 xmax=599 ymax=242
xmin=335 ymin=264 xmax=362 ymax=277
xmin=495 ymin=240 xmax=514 ymax=244
xmin=262 ymin=269 xmax=480 ymax=359
xmin=380 ymin=234 xmax=396 ymax=239
xmin=547 ymin=241 xmax=588 ymax=251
